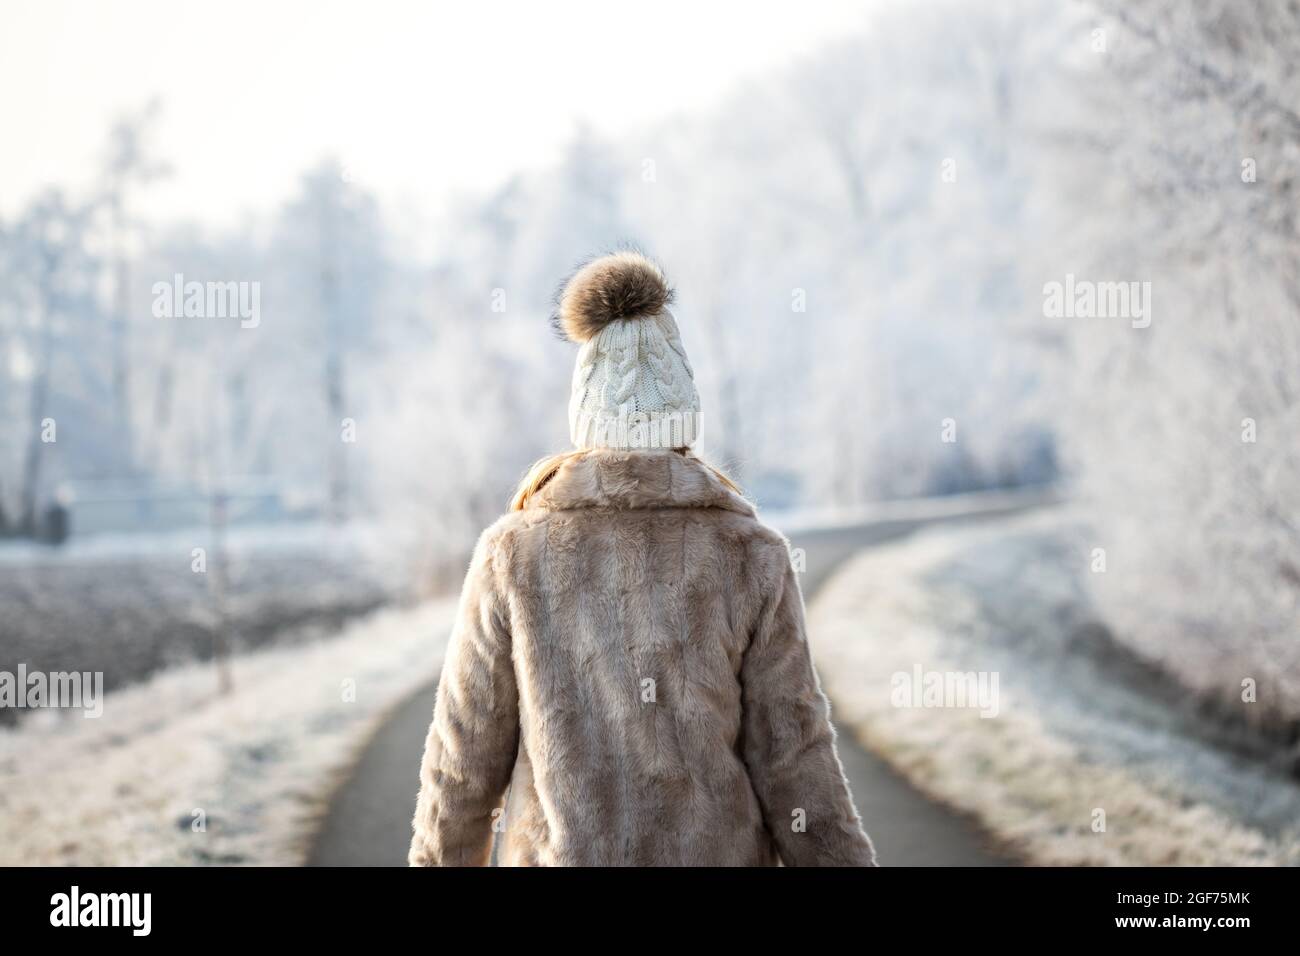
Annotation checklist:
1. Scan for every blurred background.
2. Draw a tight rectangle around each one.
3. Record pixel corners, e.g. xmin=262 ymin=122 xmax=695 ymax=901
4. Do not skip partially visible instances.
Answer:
xmin=2 ymin=0 xmax=1298 ymax=866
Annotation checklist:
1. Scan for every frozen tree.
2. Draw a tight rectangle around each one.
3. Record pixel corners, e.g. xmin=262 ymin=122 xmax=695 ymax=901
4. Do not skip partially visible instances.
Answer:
xmin=620 ymin=0 xmax=1067 ymax=503
xmin=273 ymin=158 xmax=387 ymax=521
xmin=0 ymin=1 xmax=1077 ymax=587
xmin=97 ymin=99 xmax=170 ymax=471
xmin=0 ymin=190 xmax=101 ymax=536
xmin=1044 ymin=0 xmax=1300 ymax=722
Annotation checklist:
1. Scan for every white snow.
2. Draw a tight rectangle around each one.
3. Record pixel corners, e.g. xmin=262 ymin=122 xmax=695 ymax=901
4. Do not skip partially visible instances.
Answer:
xmin=767 ymin=484 xmax=1061 ymax=536
xmin=0 ymin=518 xmax=390 ymax=566
xmin=808 ymin=515 xmax=1300 ymax=866
xmin=0 ymin=598 xmax=455 ymax=866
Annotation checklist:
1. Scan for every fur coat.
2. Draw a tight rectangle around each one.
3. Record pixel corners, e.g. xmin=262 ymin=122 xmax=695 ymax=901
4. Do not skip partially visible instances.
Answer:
xmin=409 ymin=449 xmax=875 ymax=866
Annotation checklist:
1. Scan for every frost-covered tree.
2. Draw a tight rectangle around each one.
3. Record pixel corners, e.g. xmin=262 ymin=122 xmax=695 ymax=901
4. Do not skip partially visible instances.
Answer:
xmin=620 ymin=0 xmax=1067 ymax=503
xmin=97 ymin=99 xmax=170 ymax=470
xmin=1045 ymin=0 xmax=1300 ymax=723
xmin=271 ymin=158 xmax=388 ymax=518
xmin=0 ymin=190 xmax=101 ymax=536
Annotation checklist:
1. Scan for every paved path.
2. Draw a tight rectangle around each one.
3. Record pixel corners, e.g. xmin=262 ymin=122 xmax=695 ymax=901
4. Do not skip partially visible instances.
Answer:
xmin=309 ymin=496 xmax=1051 ymax=866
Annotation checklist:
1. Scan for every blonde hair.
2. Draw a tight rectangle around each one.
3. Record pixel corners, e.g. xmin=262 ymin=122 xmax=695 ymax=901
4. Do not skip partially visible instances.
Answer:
xmin=509 ymin=448 xmax=741 ymax=512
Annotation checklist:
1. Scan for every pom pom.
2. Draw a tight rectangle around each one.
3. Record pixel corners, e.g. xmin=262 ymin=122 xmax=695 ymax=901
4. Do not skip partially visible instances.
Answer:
xmin=552 ymin=251 xmax=674 ymax=342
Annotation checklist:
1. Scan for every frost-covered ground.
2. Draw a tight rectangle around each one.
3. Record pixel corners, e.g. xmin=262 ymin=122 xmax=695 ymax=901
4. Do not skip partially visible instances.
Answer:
xmin=0 ymin=523 xmax=400 ymax=724
xmin=811 ymin=511 xmax=1300 ymax=866
xmin=0 ymin=598 xmax=454 ymax=865
xmin=766 ymin=484 xmax=1060 ymax=536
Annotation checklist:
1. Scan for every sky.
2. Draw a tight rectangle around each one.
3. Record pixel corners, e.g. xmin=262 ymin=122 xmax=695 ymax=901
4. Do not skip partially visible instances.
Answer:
xmin=0 ymin=0 xmax=876 ymax=228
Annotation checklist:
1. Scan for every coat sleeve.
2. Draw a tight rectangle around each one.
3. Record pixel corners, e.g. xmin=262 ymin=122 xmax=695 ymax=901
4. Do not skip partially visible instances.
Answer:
xmin=740 ymin=548 xmax=877 ymax=867
xmin=409 ymin=532 xmax=520 ymax=866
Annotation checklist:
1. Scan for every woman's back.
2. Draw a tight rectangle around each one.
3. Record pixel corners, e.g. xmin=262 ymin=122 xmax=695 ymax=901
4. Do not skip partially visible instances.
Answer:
xmin=410 ymin=450 xmax=874 ymax=866
xmin=409 ymin=253 xmax=875 ymax=866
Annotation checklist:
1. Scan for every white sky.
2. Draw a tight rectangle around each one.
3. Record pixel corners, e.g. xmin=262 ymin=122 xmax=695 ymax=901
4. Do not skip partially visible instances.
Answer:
xmin=0 ymin=0 xmax=875 ymax=228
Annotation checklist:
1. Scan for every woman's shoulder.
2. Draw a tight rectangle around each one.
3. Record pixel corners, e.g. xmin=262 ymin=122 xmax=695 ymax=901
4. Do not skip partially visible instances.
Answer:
xmin=472 ymin=510 xmax=539 ymax=555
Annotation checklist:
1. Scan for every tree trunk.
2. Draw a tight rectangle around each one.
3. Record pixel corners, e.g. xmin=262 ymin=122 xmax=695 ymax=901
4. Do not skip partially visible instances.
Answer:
xmin=207 ymin=488 xmax=234 ymax=695
xmin=18 ymin=291 xmax=54 ymax=536
xmin=321 ymin=190 xmax=348 ymax=523
xmin=109 ymin=191 xmax=134 ymax=472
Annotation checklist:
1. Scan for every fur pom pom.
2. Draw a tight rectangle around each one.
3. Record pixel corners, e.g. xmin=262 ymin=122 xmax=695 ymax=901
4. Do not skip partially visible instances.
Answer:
xmin=552 ymin=251 xmax=674 ymax=342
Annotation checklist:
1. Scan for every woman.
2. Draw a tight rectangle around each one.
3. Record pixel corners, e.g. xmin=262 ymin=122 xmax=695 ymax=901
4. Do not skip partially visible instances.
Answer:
xmin=409 ymin=251 xmax=875 ymax=866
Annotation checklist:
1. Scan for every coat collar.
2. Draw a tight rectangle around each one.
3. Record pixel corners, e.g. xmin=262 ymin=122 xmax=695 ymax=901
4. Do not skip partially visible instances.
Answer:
xmin=528 ymin=450 xmax=755 ymax=516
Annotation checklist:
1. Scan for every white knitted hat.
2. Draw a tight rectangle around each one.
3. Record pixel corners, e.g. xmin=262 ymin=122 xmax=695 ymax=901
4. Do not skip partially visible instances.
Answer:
xmin=554 ymin=252 xmax=701 ymax=451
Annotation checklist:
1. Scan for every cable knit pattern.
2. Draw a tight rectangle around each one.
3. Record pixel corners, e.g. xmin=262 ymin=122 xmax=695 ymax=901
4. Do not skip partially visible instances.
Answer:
xmin=569 ymin=309 xmax=701 ymax=450
xmin=557 ymin=252 xmax=701 ymax=450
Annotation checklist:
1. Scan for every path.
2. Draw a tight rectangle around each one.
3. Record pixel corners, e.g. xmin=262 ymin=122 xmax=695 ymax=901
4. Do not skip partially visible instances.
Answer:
xmin=309 ymin=490 xmax=1054 ymax=865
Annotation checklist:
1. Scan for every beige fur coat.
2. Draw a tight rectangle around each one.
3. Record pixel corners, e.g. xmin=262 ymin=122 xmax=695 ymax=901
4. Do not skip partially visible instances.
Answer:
xmin=409 ymin=449 xmax=875 ymax=866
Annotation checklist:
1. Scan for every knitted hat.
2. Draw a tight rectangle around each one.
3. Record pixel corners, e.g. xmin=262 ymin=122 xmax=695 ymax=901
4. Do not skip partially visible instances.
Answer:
xmin=554 ymin=252 xmax=701 ymax=451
